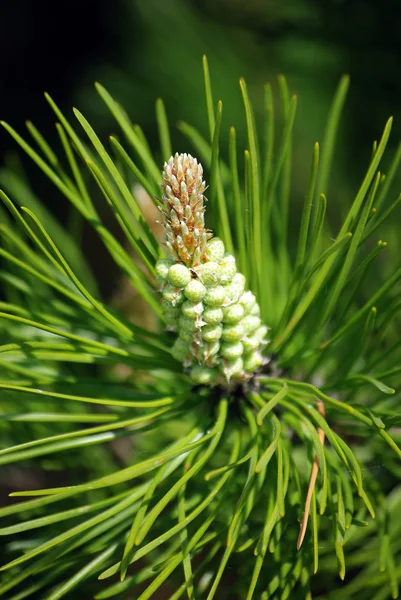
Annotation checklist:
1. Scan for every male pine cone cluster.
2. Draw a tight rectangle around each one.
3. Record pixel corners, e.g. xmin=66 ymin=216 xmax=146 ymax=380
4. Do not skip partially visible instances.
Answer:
xmin=156 ymin=153 xmax=268 ymax=385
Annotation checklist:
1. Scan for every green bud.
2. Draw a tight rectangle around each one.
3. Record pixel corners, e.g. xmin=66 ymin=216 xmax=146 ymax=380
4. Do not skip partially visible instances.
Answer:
xmin=242 ymin=335 xmax=260 ymax=354
xmin=242 ymin=316 xmax=261 ymax=336
xmin=196 ymin=262 xmax=222 ymax=286
xmin=232 ymin=272 xmax=246 ymax=290
xmin=155 ymin=258 xmax=173 ymax=282
xmin=168 ymin=264 xmax=192 ymax=287
xmin=178 ymin=315 xmax=199 ymax=332
xmin=181 ymin=300 xmax=203 ymax=319
xmin=255 ymin=325 xmax=269 ymax=342
xmin=221 ymin=341 xmax=243 ymax=360
xmin=221 ymin=357 xmax=243 ymax=379
xmin=205 ymin=341 xmax=220 ymax=358
xmin=222 ymin=303 xmax=245 ymax=324
xmin=202 ymin=323 xmax=223 ymax=342
xmin=184 ymin=279 xmax=207 ymax=302
xmin=239 ymin=291 xmax=256 ymax=313
xmin=161 ymin=300 xmax=180 ymax=319
xmin=204 ymin=285 xmax=225 ymax=307
xmin=243 ymin=351 xmax=263 ymax=372
xmin=219 ymin=254 xmax=237 ymax=283
xmin=203 ymin=307 xmax=224 ymax=324
xmin=163 ymin=284 xmax=185 ymax=305
xmin=190 ymin=365 xmax=218 ymax=384
xmin=224 ymin=282 xmax=243 ymax=305
xmin=172 ymin=338 xmax=190 ymax=362
xmin=206 ymin=237 xmax=225 ymax=261
xmin=250 ymin=304 xmax=260 ymax=316
xmin=179 ymin=329 xmax=195 ymax=342
xmin=222 ymin=322 xmax=245 ymax=342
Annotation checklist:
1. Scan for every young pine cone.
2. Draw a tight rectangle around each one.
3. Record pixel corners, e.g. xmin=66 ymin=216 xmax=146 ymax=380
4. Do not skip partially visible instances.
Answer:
xmin=157 ymin=153 xmax=269 ymax=386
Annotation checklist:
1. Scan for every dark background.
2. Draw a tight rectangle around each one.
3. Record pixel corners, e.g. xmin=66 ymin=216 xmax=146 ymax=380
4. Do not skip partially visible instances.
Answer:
xmin=0 ymin=0 xmax=400 ymax=290
xmin=1 ymin=0 xmax=400 ymax=138
xmin=1 ymin=0 xmax=400 ymax=157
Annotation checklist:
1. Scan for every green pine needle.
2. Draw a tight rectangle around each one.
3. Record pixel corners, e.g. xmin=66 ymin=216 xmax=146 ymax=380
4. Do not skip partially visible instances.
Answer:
xmin=0 ymin=57 xmax=400 ymax=600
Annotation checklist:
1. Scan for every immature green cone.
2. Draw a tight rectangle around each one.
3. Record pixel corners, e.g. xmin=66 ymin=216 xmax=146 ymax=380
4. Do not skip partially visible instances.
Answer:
xmin=157 ymin=153 xmax=269 ymax=385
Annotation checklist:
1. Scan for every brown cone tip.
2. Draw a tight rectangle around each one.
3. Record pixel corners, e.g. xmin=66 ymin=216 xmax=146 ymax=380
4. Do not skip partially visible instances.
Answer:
xmin=161 ymin=153 xmax=211 ymax=266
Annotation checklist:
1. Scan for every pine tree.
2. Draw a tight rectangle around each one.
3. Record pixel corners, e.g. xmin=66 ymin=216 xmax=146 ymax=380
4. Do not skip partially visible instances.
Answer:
xmin=0 ymin=57 xmax=401 ymax=599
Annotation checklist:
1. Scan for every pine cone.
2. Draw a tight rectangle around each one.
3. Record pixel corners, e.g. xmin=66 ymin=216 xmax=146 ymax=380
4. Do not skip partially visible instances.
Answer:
xmin=157 ymin=153 xmax=269 ymax=386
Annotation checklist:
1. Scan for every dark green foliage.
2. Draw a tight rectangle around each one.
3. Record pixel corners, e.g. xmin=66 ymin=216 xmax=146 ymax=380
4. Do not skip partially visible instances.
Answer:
xmin=0 ymin=57 xmax=400 ymax=599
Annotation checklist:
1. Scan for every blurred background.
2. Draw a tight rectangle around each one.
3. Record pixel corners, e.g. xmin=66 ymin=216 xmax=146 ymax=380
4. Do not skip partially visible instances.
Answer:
xmin=0 ymin=0 xmax=400 ymax=294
